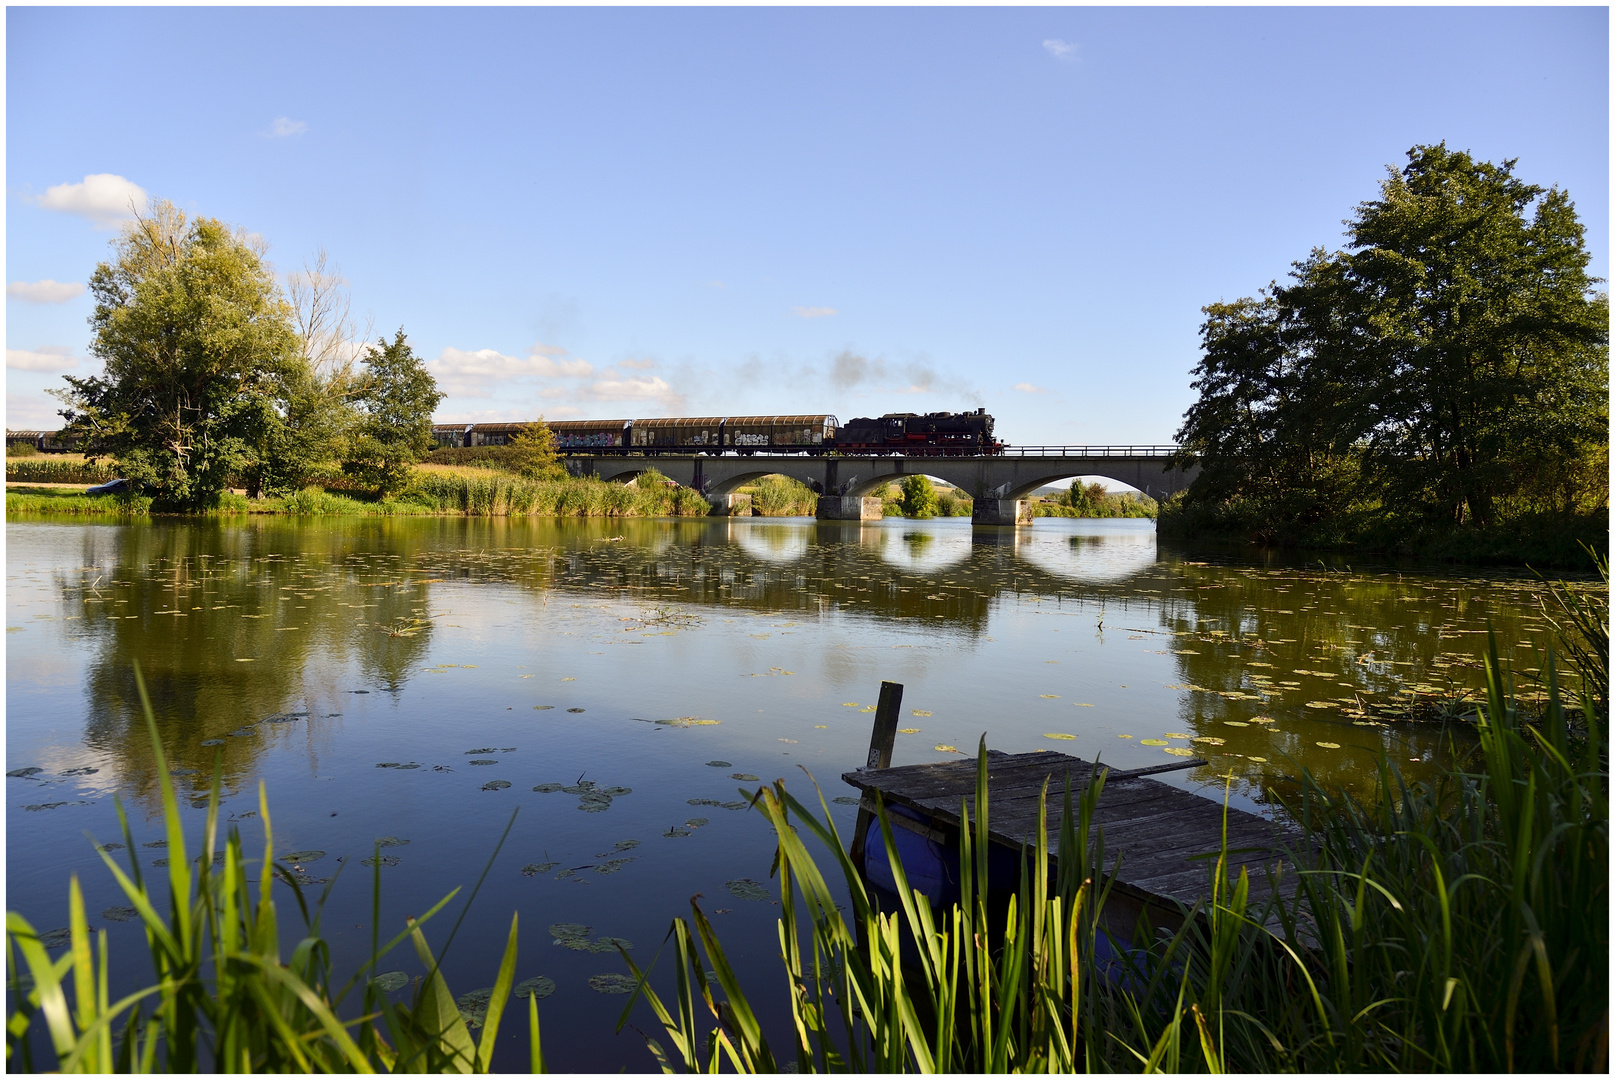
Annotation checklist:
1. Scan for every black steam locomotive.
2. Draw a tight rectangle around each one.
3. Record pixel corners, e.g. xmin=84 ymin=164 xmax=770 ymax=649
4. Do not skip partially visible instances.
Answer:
xmin=431 ymin=409 xmax=1001 ymax=457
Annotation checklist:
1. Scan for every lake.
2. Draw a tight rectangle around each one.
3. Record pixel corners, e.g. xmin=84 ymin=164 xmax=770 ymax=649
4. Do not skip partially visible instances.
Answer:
xmin=4 ymin=514 xmax=1563 ymax=1069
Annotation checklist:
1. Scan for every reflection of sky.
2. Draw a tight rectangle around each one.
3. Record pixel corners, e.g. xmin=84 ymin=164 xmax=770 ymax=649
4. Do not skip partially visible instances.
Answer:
xmin=1013 ymin=519 xmax=1157 ymax=583
xmin=730 ymin=521 xmax=813 ymax=563
xmin=873 ymin=521 xmax=973 ymax=574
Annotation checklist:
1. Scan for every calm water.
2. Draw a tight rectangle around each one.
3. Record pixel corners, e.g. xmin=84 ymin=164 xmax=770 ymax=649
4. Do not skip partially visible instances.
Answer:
xmin=5 ymin=514 xmax=1564 ymax=1068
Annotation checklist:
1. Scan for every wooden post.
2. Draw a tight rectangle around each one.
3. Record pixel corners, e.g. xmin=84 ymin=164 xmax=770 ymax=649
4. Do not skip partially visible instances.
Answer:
xmin=849 ymin=681 xmax=903 ymax=869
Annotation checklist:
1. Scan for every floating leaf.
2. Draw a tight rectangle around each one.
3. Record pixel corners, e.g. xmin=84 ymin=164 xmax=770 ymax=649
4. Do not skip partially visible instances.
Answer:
xmin=1116 ymin=734 xmax=1133 ymax=739
xmin=841 ymin=703 xmax=860 ymax=708
xmin=897 ymin=727 xmax=922 ymax=734
xmin=910 ymin=710 xmax=932 ymax=717
xmin=685 ymin=817 xmax=710 ymax=828
xmin=457 ymin=987 xmax=494 ymax=1027
xmin=101 ymin=906 xmax=138 ymax=923
xmin=376 ymin=836 xmax=410 ymax=847
xmin=1140 ymin=739 xmax=1169 ymax=746
xmin=588 ymin=935 xmax=634 ymax=952
xmin=729 ymin=773 xmax=759 ymax=782
xmin=663 ymin=826 xmax=691 ymax=838
xmin=1248 ymin=756 xmax=1268 ymax=763
xmin=1039 ymin=694 xmax=1060 ymax=699
xmin=656 ymin=717 xmax=719 ymax=727
xmin=1316 ymin=741 xmax=1342 ymax=750
xmin=724 ymin=878 xmax=771 ymax=902
xmin=832 ymin=796 xmax=860 ymax=805
xmin=600 ymin=786 xmax=632 ymax=797
xmin=370 ymin=971 xmax=409 ymax=994
xmin=706 ymin=761 xmax=732 ymax=768
xmin=1163 ymin=733 xmax=1192 ymax=740
xmin=1304 ymin=701 xmax=1337 ymax=710
xmin=566 ymin=708 xmax=585 ymax=714
xmin=375 ymin=762 xmax=421 ymax=770
xmin=592 ymin=858 xmax=637 ymax=876
xmin=280 ymin=850 xmax=326 ymax=862
xmin=532 ymin=783 xmax=563 ymax=793
xmin=362 ymin=854 xmax=401 ymax=868
xmin=1223 ymin=721 xmax=1250 ymax=728
xmin=6 ymin=767 xmax=42 ymax=778
xmin=1162 ymin=747 xmax=1195 ymax=757
xmin=588 ymin=973 xmax=636 ymax=995
xmin=934 ymin=745 xmax=963 ymax=755
xmin=521 ymin=862 xmax=558 ymax=876
xmin=514 ymin=976 xmax=555 ymax=1000
xmin=613 ymin=839 xmax=640 ymax=852
xmin=38 ymin=928 xmax=71 ymax=950
xmin=464 ymin=747 xmax=498 ymax=755
xmin=533 ymin=705 xmax=555 ymax=710
xmin=1192 ymin=736 xmax=1226 ymax=746
xmin=1043 ymin=733 xmax=1077 ymax=740
xmin=482 ymin=780 xmax=512 ymax=791
xmin=1075 ymin=703 xmax=1095 ymax=707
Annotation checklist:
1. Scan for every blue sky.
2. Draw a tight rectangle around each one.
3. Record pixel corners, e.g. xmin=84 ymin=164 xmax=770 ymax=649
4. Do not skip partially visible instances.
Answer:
xmin=6 ymin=6 xmax=1608 ymax=444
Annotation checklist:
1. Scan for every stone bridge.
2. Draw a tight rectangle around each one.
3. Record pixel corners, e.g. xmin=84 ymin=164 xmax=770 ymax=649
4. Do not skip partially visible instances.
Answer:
xmin=563 ymin=446 xmax=1194 ymax=524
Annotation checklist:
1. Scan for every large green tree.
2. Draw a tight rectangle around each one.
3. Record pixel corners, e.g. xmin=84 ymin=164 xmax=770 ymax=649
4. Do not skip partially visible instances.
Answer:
xmin=1176 ymin=145 xmax=1607 ymax=536
xmin=341 ymin=330 xmax=443 ymax=497
xmin=57 ymin=201 xmax=304 ymax=511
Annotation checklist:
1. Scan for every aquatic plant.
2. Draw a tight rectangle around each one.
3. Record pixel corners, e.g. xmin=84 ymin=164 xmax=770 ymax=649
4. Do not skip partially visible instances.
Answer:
xmin=620 ymin=639 xmax=1607 ymax=1071
xmin=5 ymin=669 xmax=545 ymax=1073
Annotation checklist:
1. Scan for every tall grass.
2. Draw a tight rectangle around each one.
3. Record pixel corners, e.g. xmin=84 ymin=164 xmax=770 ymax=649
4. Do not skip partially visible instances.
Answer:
xmin=622 ymin=637 xmax=1606 ymax=1070
xmin=406 ymin=471 xmax=710 ymax=517
xmin=5 ymin=668 xmax=545 ymax=1073
xmin=5 ymin=458 xmax=118 ymax=485
xmin=740 ymin=475 xmax=818 ymax=517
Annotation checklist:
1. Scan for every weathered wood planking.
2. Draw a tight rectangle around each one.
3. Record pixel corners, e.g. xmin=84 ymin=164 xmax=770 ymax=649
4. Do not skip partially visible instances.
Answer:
xmin=841 ymin=751 xmax=1299 ymax=919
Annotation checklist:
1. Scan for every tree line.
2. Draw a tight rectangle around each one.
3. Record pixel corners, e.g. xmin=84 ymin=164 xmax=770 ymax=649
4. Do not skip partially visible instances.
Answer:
xmin=55 ymin=200 xmax=446 ymax=512
xmin=1167 ymin=144 xmax=1608 ymax=558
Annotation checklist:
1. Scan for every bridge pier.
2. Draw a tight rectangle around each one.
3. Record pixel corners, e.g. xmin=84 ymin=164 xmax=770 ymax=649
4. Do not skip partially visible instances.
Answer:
xmin=816 ymin=495 xmax=883 ymax=521
xmin=971 ymin=498 xmax=1032 ymax=526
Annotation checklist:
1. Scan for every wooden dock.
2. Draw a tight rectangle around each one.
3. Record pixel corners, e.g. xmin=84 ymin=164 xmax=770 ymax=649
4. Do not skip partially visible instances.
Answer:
xmin=841 ymin=682 xmax=1300 ymax=934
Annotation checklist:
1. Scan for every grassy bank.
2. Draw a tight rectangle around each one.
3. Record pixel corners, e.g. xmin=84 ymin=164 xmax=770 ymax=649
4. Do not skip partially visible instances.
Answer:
xmin=1157 ymin=493 xmax=1607 ymax=570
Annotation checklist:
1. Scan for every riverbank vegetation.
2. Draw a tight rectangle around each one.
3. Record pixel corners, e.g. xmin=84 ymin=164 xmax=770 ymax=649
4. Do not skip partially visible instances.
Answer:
xmin=1164 ymin=145 xmax=1607 ymax=570
xmin=1030 ymin=480 xmax=1158 ymax=519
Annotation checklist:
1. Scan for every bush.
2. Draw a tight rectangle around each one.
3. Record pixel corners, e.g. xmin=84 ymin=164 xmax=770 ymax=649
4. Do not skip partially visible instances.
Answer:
xmin=7 ymin=441 xmax=39 ymax=458
xmin=896 ymin=475 xmax=938 ymax=518
xmin=744 ymin=475 xmax=818 ymax=517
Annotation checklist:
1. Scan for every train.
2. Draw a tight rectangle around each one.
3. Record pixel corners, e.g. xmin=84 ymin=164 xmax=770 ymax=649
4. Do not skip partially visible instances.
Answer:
xmin=430 ymin=409 xmax=1002 ymax=456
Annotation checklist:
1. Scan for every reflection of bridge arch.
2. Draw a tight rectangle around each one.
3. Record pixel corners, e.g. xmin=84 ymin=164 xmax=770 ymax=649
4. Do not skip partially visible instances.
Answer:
xmin=565 ymin=448 xmax=1194 ymax=524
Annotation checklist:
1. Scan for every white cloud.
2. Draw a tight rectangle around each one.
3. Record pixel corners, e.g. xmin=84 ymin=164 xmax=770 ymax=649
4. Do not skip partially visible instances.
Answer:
xmin=5 ymin=393 xmax=62 ymax=430
xmin=616 ymin=357 xmax=657 ymax=371
xmin=268 ymin=116 xmax=308 ymax=137
xmin=1043 ymin=38 xmax=1075 ymax=61
xmin=1013 ymin=382 xmax=1046 ymax=394
xmin=427 ymin=344 xmax=595 ymax=398
xmin=793 ymin=306 xmax=837 ymax=319
xmin=30 ymin=174 xmax=148 ymax=229
xmin=582 ymin=375 xmax=685 ymax=412
xmin=7 ymin=280 xmax=85 ymax=304
xmin=7 ymin=346 xmax=79 ymax=373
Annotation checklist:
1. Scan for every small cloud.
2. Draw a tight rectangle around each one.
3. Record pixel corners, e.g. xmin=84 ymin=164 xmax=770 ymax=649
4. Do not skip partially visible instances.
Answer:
xmin=793 ymin=306 xmax=837 ymax=319
xmin=7 ymin=346 xmax=78 ymax=373
xmin=427 ymin=345 xmax=594 ymax=397
xmin=530 ymin=341 xmax=568 ymax=357
xmin=1013 ymin=382 xmax=1046 ymax=394
xmin=8 ymin=280 xmax=85 ymax=304
xmin=617 ymin=357 xmax=657 ymax=371
xmin=1043 ymin=38 xmax=1075 ymax=61
xmin=267 ymin=116 xmax=308 ymax=138
xmin=29 ymin=174 xmax=148 ymax=229
xmin=582 ymin=375 xmax=685 ymax=412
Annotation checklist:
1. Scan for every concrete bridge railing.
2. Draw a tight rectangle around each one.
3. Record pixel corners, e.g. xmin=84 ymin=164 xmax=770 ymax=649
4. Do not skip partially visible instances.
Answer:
xmin=563 ymin=448 xmax=1195 ymax=525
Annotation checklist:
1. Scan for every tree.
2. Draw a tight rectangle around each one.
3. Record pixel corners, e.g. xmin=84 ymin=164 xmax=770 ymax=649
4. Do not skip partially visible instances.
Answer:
xmin=898 ymin=474 xmax=939 ymax=518
xmin=508 ymin=418 xmax=565 ymax=481
xmin=342 ymin=330 xmax=443 ymax=497
xmin=1175 ymin=145 xmax=1607 ymax=537
xmin=56 ymin=200 xmax=303 ymax=511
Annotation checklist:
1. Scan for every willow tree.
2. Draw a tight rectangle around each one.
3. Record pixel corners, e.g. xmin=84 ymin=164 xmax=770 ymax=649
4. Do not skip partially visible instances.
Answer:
xmin=57 ymin=200 xmax=303 ymax=511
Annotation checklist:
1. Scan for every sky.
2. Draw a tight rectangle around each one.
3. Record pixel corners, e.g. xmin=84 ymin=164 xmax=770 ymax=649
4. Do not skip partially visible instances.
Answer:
xmin=6 ymin=6 xmax=1609 ymax=445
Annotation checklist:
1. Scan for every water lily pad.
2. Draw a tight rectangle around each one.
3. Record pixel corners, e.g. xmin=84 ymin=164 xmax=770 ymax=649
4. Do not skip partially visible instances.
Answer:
xmin=370 ymin=971 xmax=409 ymax=994
xmin=832 ymin=796 xmax=860 ymax=805
xmin=6 ymin=767 xmax=42 ymax=778
xmin=514 ymin=976 xmax=555 ymax=1000
xmin=729 ymin=773 xmax=759 ymax=782
xmin=532 ymin=783 xmax=563 ymax=793
xmin=566 ymin=708 xmax=585 ymax=714
xmin=1116 ymin=734 xmax=1133 ymax=739
xmin=376 ymin=836 xmax=410 ymax=847
xmin=1316 ymin=741 xmax=1342 ymax=750
xmin=685 ymin=817 xmax=709 ymax=828
xmin=600 ymin=786 xmax=631 ymax=797
xmin=1139 ymin=739 xmax=1169 ymax=746
xmin=910 ymin=710 xmax=932 ymax=717
xmin=1164 ymin=733 xmax=1192 ymax=740
xmin=688 ymin=798 xmax=722 ymax=807
xmin=95 ymin=842 xmax=124 ymax=852
xmin=588 ymin=935 xmax=634 ymax=953
xmin=362 ymin=854 xmax=401 ymax=868
xmin=457 ymin=987 xmax=494 ymax=1027
xmin=593 ymin=858 xmax=636 ymax=876
xmin=1223 ymin=721 xmax=1250 ymax=728
xmin=1304 ymin=701 xmax=1337 ymax=710
xmin=612 ymin=839 xmax=640 ymax=852
xmin=142 ymin=840 xmax=167 ymax=848
xmin=375 ymin=762 xmax=421 ymax=770
xmin=61 ymin=766 xmax=100 ymax=776
xmin=101 ymin=906 xmax=138 ymax=922
xmin=1162 ymin=747 xmax=1195 ymax=757
xmin=706 ymin=760 xmax=732 ymax=768
xmin=725 ymin=878 xmax=771 ymax=902
xmin=720 ymin=800 xmax=749 ymax=810
xmin=663 ymin=826 xmax=692 ymax=838
xmin=280 ymin=850 xmax=326 ymax=862
xmin=1248 ymin=756 xmax=1268 ymax=763
xmin=465 ymin=748 xmax=498 ymax=755
xmin=468 ymin=759 xmax=499 ymax=766
xmin=897 ymin=727 xmax=922 ymax=734
xmin=522 ymin=862 xmax=558 ymax=876
xmin=1039 ymin=694 xmax=1060 ymax=699
xmin=39 ymin=928 xmax=72 ymax=950
xmin=482 ymin=780 xmax=512 ymax=791
xmin=533 ymin=705 xmax=555 ymax=710
xmin=588 ymin=973 xmax=636 ymax=994
xmin=934 ymin=745 xmax=962 ymax=754
xmin=550 ymin=923 xmax=592 ymax=949
xmin=655 ymin=717 xmax=719 ymax=727
xmin=1192 ymin=737 xmax=1226 ymax=746
xmin=1043 ymin=733 xmax=1076 ymax=740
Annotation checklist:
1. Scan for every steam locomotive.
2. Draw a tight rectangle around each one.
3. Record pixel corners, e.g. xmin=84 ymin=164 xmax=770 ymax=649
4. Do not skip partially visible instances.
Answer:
xmin=431 ymin=409 xmax=1002 ymax=457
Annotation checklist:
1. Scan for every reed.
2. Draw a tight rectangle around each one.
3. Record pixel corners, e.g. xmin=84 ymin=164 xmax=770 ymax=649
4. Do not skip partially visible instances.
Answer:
xmin=741 ymin=475 xmax=818 ymax=517
xmin=4 ymin=458 xmax=118 ymax=485
xmin=620 ymin=636 xmax=1607 ymax=1071
xmin=5 ymin=668 xmax=542 ymax=1073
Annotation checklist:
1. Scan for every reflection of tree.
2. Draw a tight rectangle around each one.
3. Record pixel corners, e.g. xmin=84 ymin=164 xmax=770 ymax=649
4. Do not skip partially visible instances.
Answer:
xmin=64 ymin=519 xmax=434 ymax=810
xmin=1156 ymin=561 xmax=1535 ymax=805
